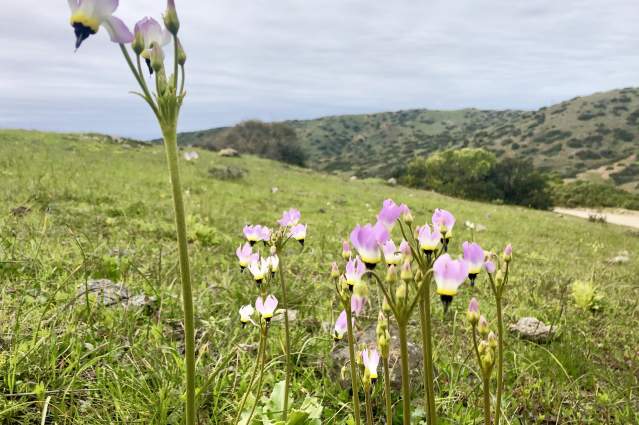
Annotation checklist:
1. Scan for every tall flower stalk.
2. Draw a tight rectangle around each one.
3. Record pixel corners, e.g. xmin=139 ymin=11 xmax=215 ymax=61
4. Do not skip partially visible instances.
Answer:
xmin=485 ymin=246 xmax=512 ymax=425
xmin=65 ymin=1 xmax=194 ymax=423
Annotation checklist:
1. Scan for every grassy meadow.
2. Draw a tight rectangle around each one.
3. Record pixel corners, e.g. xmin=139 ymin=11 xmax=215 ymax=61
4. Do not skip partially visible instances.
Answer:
xmin=0 ymin=129 xmax=638 ymax=423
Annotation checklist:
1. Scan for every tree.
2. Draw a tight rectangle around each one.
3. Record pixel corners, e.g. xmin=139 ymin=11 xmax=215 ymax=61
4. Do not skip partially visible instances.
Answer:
xmin=490 ymin=157 xmax=552 ymax=209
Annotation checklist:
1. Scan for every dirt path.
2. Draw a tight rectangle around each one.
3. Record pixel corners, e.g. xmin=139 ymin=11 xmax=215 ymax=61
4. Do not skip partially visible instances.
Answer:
xmin=554 ymin=207 xmax=639 ymax=229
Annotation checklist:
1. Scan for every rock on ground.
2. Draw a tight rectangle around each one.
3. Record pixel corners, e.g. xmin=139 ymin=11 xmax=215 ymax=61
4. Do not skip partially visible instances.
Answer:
xmin=76 ymin=279 xmax=157 ymax=310
xmin=509 ymin=317 xmax=554 ymax=343
xmin=219 ymin=148 xmax=240 ymax=157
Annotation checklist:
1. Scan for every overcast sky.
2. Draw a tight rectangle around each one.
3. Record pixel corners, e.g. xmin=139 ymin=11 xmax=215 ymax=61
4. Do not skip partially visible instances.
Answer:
xmin=1 ymin=0 xmax=637 ymax=139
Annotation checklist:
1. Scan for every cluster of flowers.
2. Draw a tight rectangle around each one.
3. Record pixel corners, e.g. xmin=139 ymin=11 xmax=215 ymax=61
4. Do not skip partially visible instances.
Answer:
xmin=232 ymin=209 xmax=306 ymax=423
xmin=330 ymin=199 xmax=513 ymax=425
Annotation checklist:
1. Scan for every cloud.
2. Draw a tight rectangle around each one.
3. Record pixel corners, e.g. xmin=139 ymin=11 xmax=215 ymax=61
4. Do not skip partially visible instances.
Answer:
xmin=1 ymin=0 xmax=638 ymax=139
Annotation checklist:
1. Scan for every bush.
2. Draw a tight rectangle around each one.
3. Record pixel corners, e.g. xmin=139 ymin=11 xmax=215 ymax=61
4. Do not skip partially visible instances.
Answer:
xmin=402 ymin=148 xmax=553 ymax=209
xmin=205 ymin=120 xmax=308 ymax=166
xmin=551 ymin=180 xmax=639 ymax=210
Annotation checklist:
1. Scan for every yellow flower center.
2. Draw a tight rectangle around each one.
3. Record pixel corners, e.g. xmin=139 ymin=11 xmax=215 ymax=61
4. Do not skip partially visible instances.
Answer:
xmin=70 ymin=12 xmax=100 ymax=33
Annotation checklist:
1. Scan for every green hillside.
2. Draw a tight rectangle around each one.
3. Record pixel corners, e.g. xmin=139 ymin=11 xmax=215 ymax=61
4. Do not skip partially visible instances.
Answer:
xmin=179 ymin=87 xmax=639 ymax=190
xmin=1 ymin=129 xmax=638 ymax=422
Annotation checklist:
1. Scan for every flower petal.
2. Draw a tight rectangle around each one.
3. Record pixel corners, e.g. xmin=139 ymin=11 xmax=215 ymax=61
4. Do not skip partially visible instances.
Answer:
xmin=104 ymin=15 xmax=133 ymax=43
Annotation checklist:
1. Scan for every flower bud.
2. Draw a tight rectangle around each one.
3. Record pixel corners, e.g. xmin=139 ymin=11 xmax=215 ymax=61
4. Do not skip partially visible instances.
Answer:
xmin=484 ymin=260 xmax=496 ymax=274
xmin=330 ymin=262 xmax=340 ymax=279
xmin=385 ymin=265 xmax=397 ymax=284
xmin=495 ymin=269 xmax=505 ymax=288
xmin=487 ymin=331 xmax=498 ymax=350
xmin=176 ymin=38 xmax=187 ymax=66
xmin=164 ymin=0 xmax=180 ymax=35
xmin=503 ymin=244 xmax=513 ymax=263
xmin=478 ymin=340 xmax=489 ymax=356
xmin=382 ymin=297 xmax=392 ymax=314
xmin=481 ymin=351 xmax=494 ymax=371
xmin=395 ymin=283 xmax=407 ymax=303
xmin=156 ymin=70 xmax=168 ymax=95
xmin=402 ymin=211 xmax=414 ymax=225
xmin=467 ymin=297 xmax=480 ymax=326
xmin=414 ymin=269 xmax=423 ymax=283
xmin=477 ymin=315 xmax=489 ymax=338
xmin=342 ymin=240 xmax=351 ymax=260
xmin=150 ymin=43 xmax=165 ymax=73
xmin=353 ymin=281 xmax=369 ymax=299
xmin=132 ymin=31 xmax=145 ymax=56
xmin=400 ymin=260 xmax=412 ymax=282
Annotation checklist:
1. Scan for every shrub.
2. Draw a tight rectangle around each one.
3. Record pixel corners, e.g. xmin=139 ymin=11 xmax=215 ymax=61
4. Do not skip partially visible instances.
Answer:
xmin=551 ymin=180 xmax=639 ymax=209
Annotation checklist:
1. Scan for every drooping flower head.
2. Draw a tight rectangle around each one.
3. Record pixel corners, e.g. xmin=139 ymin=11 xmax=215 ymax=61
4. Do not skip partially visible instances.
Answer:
xmin=361 ymin=349 xmax=380 ymax=382
xmin=68 ymin=0 xmax=133 ymax=49
xmin=133 ymin=17 xmax=171 ymax=72
xmin=236 ymin=243 xmax=259 ymax=270
xmin=163 ymin=0 xmax=180 ymax=35
xmin=255 ymin=295 xmax=278 ymax=321
xmin=243 ymin=224 xmax=271 ymax=245
xmin=333 ymin=310 xmax=349 ymax=340
xmin=417 ymin=224 xmax=441 ymax=255
xmin=278 ymin=208 xmax=301 ymax=227
xmin=432 ymin=209 xmax=455 ymax=241
xmin=381 ymin=240 xmax=402 ymax=265
xmin=344 ymin=257 xmax=366 ymax=289
xmin=289 ymin=224 xmax=307 ymax=246
xmin=268 ymin=254 xmax=279 ymax=274
xmin=433 ymin=254 xmax=468 ymax=311
xmin=462 ymin=241 xmax=485 ymax=285
xmin=248 ymin=258 xmax=270 ymax=285
xmin=349 ymin=222 xmax=389 ymax=268
xmin=377 ymin=199 xmax=410 ymax=230
xmin=239 ymin=305 xmax=254 ymax=326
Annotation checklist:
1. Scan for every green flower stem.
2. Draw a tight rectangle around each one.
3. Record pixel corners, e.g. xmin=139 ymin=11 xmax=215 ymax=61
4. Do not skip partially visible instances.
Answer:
xmin=483 ymin=378 xmax=491 ymax=425
xmin=383 ymin=356 xmax=393 ymax=425
xmin=494 ymin=297 xmax=504 ymax=425
xmin=233 ymin=328 xmax=265 ymax=425
xmin=246 ymin=325 xmax=270 ymax=425
xmin=364 ymin=384 xmax=373 ymax=425
xmin=161 ymin=127 xmax=196 ymax=425
xmin=345 ymin=302 xmax=362 ymax=425
xmin=418 ymin=281 xmax=437 ymax=425
xmin=398 ymin=322 xmax=411 ymax=425
xmin=277 ymin=254 xmax=292 ymax=421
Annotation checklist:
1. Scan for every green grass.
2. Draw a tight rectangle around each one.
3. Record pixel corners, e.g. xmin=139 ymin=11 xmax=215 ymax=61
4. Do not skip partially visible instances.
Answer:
xmin=1 ymin=129 xmax=638 ymax=423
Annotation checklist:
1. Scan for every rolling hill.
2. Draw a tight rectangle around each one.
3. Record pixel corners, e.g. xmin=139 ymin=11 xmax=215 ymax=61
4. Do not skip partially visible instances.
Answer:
xmin=178 ymin=87 xmax=639 ymax=191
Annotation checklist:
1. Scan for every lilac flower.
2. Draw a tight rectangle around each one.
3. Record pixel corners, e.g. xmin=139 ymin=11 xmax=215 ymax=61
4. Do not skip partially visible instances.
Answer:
xmin=377 ymin=199 xmax=410 ymax=230
xmin=248 ymin=258 xmax=270 ymax=284
xmin=417 ymin=224 xmax=441 ymax=254
xmin=432 ymin=209 xmax=455 ymax=239
xmin=462 ymin=241 xmax=485 ymax=285
xmin=68 ymin=0 xmax=133 ymax=49
xmin=278 ymin=208 xmax=301 ymax=227
xmin=361 ymin=349 xmax=380 ymax=381
xmin=381 ymin=240 xmax=402 ymax=265
xmin=484 ymin=260 xmax=496 ymax=274
xmin=239 ymin=305 xmax=254 ymax=325
xmin=345 ymin=257 xmax=366 ymax=289
xmin=433 ymin=254 xmax=469 ymax=310
xmin=349 ymin=222 xmax=389 ymax=268
xmin=333 ymin=310 xmax=349 ymax=340
xmin=289 ymin=224 xmax=307 ymax=245
xmin=255 ymin=295 xmax=278 ymax=321
xmin=133 ymin=17 xmax=171 ymax=72
xmin=236 ymin=243 xmax=258 ymax=270
xmin=243 ymin=225 xmax=270 ymax=245
xmin=351 ymin=295 xmax=366 ymax=316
